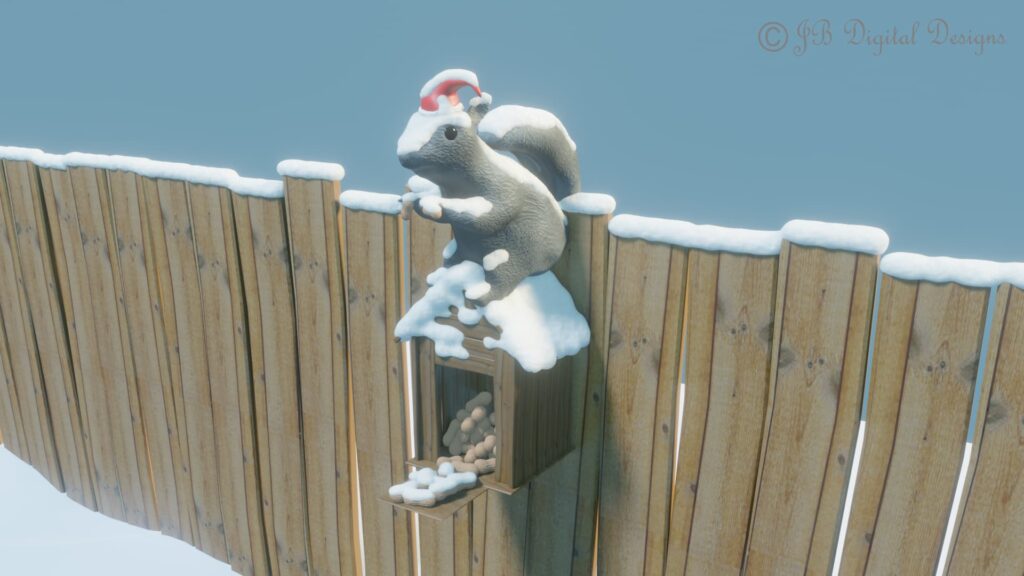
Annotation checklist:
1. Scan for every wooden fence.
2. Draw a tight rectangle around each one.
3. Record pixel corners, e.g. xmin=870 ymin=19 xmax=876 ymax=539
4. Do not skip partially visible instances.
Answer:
xmin=0 ymin=147 xmax=1022 ymax=576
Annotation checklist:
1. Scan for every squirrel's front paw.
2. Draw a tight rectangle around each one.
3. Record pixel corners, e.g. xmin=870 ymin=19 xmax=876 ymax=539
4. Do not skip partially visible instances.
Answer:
xmin=417 ymin=197 xmax=443 ymax=220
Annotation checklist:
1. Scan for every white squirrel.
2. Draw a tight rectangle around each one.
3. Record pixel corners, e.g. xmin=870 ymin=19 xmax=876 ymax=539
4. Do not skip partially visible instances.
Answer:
xmin=397 ymin=69 xmax=581 ymax=305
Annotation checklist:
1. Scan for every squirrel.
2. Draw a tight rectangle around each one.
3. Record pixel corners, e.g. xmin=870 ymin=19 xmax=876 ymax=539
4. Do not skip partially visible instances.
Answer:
xmin=397 ymin=69 xmax=581 ymax=305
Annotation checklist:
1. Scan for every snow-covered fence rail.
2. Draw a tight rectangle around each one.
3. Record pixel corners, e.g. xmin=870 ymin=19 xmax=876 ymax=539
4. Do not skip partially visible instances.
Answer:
xmin=2 ymin=144 xmax=1024 ymax=576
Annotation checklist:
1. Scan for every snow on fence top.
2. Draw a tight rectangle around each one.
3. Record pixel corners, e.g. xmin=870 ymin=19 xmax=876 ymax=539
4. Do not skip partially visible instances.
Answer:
xmin=560 ymin=193 xmax=616 ymax=215
xmin=609 ymin=214 xmax=783 ymax=256
xmin=781 ymin=219 xmax=889 ymax=255
xmin=339 ymin=189 xmax=403 ymax=215
xmin=0 ymin=145 xmax=361 ymax=199
xmin=881 ymin=253 xmax=1024 ymax=289
xmin=609 ymin=215 xmax=893 ymax=257
xmin=276 ymin=159 xmax=346 ymax=182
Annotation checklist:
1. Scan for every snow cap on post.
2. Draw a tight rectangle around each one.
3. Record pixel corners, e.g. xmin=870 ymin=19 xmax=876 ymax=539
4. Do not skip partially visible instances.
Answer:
xmin=418 ymin=69 xmax=481 ymax=112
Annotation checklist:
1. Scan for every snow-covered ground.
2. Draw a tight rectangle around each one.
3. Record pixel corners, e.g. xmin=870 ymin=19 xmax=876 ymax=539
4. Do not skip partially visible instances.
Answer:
xmin=0 ymin=447 xmax=233 ymax=576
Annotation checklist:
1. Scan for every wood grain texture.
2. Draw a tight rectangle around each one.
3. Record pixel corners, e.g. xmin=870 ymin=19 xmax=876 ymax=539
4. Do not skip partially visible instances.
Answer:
xmin=840 ymin=278 xmax=988 ymax=575
xmin=946 ymin=285 xmax=1024 ymax=575
xmin=342 ymin=206 xmax=413 ymax=576
xmin=284 ymin=176 xmax=357 ymax=576
xmin=665 ymin=250 xmax=779 ymax=575
xmin=234 ymin=194 xmax=308 ymax=575
xmin=745 ymin=245 xmax=876 ymax=575
xmin=2 ymin=160 xmax=91 ymax=504
xmin=596 ymin=237 xmax=677 ymax=576
xmin=484 ymin=488 xmax=529 ymax=576
xmin=64 ymin=165 xmax=155 ymax=525
xmin=190 ymin=184 xmax=256 ymax=574
xmin=106 ymin=170 xmax=183 ymax=537
xmin=0 ymin=161 xmax=61 ymax=486
xmin=153 ymin=178 xmax=228 ymax=559
xmin=140 ymin=176 xmax=201 ymax=544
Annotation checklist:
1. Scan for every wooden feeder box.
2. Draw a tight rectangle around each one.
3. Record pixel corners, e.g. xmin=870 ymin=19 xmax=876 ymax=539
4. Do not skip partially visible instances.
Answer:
xmin=412 ymin=314 xmax=575 ymax=494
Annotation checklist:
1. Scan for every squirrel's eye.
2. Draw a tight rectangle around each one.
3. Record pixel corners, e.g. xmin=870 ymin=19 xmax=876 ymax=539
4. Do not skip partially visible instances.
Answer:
xmin=445 ymin=126 xmax=458 ymax=140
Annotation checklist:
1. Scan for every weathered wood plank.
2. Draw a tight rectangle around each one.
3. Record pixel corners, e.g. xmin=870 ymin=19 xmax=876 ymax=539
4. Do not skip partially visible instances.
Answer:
xmin=745 ymin=245 xmax=876 ymax=575
xmin=484 ymin=488 xmax=529 ymax=576
xmin=106 ymin=170 xmax=183 ymax=536
xmin=190 ymin=184 xmax=255 ymax=574
xmin=596 ymin=237 xmax=673 ymax=576
xmin=140 ymin=176 xmax=201 ymax=544
xmin=0 ymin=161 xmax=61 ymax=485
xmin=3 ymin=159 xmax=92 ymax=503
xmin=420 ymin=515 xmax=456 ymax=576
xmin=946 ymin=285 xmax=1024 ymax=575
xmin=664 ymin=249 xmax=720 ymax=575
xmin=42 ymin=166 xmax=122 ymax=517
xmin=153 ymin=177 xmax=228 ymax=559
xmin=837 ymin=275 xmax=918 ymax=576
xmin=841 ymin=279 xmax=988 ymax=575
xmin=343 ymin=205 xmax=413 ymax=576
xmin=68 ymin=165 xmax=154 ymax=525
xmin=284 ymin=176 xmax=357 ymax=576
xmin=234 ymin=194 xmax=308 ymax=575
xmin=668 ymin=251 xmax=779 ymax=575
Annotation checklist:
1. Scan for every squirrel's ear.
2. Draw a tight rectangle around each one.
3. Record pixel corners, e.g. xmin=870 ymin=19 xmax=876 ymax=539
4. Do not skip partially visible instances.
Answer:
xmin=468 ymin=92 xmax=493 ymax=126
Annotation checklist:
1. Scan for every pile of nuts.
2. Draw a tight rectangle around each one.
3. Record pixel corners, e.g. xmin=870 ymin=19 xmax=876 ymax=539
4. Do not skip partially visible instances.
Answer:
xmin=437 ymin=391 xmax=497 ymax=475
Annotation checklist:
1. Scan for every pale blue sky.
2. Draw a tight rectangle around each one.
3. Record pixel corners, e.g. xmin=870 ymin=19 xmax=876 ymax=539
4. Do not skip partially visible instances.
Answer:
xmin=1 ymin=0 xmax=1019 ymax=260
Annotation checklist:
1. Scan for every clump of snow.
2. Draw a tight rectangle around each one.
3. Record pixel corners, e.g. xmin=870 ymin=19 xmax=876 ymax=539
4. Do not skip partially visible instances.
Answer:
xmin=609 ymin=214 xmax=783 ymax=256
xmin=339 ymin=190 xmax=402 ymax=215
xmin=478 ymin=105 xmax=577 ymax=152
xmin=420 ymin=196 xmax=493 ymax=218
xmin=442 ymin=239 xmax=458 ymax=260
xmin=230 ymin=176 xmax=284 ymax=199
xmin=781 ymin=220 xmax=889 ymax=255
xmin=483 ymin=249 xmax=509 ymax=271
xmin=388 ymin=463 xmax=477 ymax=508
xmin=395 ymin=261 xmax=590 ymax=372
xmin=881 ymin=253 xmax=1024 ymax=289
xmin=469 ymin=92 xmax=493 ymax=108
xmin=403 ymin=175 xmax=441 ymax=204
xmin=275 ymin=159 xmax=345 ymax=182
xmin=560 ymin=193 xmax=616 ymax=215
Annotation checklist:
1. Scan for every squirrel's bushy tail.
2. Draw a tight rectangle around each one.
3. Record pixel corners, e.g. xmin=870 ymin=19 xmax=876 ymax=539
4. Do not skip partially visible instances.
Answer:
xmin=477 ymin=104 xmax=581 ymax=201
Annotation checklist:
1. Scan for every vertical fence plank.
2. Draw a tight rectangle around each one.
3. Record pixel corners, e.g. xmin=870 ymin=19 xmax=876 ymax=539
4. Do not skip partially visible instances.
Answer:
xmin=139 ymin=176 xmax=201 ymax=544
xmin=596 ymin=237 xmax=682 ymax=576
xmin=946 ymin=285 xmax=1024 ymax=574
xmin=42 ymin=166 xmax=124 ymax=517
xmin=420 ymin=515 xmax=456 ymax=576
xmin=106 ymin=170 xmax=184 ymax=537
xmin=3 ymin=159 xmax=92 ymax=504
xmin=665 ymin=250 xmax=779 ymax=575
xmin=284 ymin=175 xmax=357 ymax=576
xmin=454 ymin=501 xmax=473 ymax=576
xmin=66 ymin=165 xmax=154 ymax=526
xmin=190 ymin=184 xmax=257 ymax=574
xmin=527 ymin=208 xmax=614 ymax=576
xmin=484 ymin=488 xmax=529 ymax=576
xmin=745 ymin=245 xmax=877 ymax=575
xmin=0 ymin=305 xmax=24 ymax=456
xmin=840 ymin=278 xmax=988 ymax=575
xmin=342 ymin=200 xmax=413 ymax=576
xmin=0 ymin=161 xmax=61 ymax=485
xmin=151 ymin=177 xmax=229 ymax=559
xmin=234 ymin=193 xmax=308 ymax=576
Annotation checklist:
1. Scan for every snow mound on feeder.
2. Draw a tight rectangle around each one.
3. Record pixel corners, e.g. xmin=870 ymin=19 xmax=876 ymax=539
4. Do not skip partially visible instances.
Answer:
xmin=388 ymin=464 xmax=478 ymax=508
xmin=395 ymin=261 xmax=590 ymax=373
